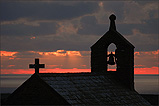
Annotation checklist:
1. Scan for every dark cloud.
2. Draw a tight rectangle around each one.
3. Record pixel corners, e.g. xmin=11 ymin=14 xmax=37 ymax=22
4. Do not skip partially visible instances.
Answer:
xmin=0 ymin=2 xmax=99 ymax=21
xmin=0 ymin=1 xmax=158 ymax=53
xmin=136 ymin=44 xmax=158 ymax=51
xmin=133 ymin=1 xmax=157 ymax=5
xmin=1 ymin=36 xmax=37 ymax=51
xmin=126 ymin=34 xmax=158 ymax=52
xmin=103 ymin=1 xmax=125 ymax=21
xmin=149 ymin=9 xmax=158 ymax=18
xmin=139 ymin=18 xmax=158 ymax=34
xmin=2 ymin=31 xmax=157 ymax=52
xmin=1 ymin=22 xmax=57 ymax=36
xmin=78 ymin=15 xmax=158 ymax=36
xmin=117 ymin=24 xmax=135 ymax=35
xmin=1 ymin=35 xmax=93 ymax=52
xmin=77 ymin=15 xmax=134 ymax=36
xmin=118 ymin=18 xmax=158 ymax=35
xmin=78 ymin=16 xmax=108 ymax=35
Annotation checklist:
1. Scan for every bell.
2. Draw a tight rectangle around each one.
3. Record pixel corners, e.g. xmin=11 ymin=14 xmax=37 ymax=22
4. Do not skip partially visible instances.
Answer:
xmin=107 ymin=52 xmax=115 ymax=65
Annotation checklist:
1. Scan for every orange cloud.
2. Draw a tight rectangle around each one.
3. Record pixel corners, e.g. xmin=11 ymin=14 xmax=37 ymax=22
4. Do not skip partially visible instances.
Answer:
xmin=38 ymin=50 xmax=82 ymax=57
xmin=38 ymin=50 xmax=66 ymax=56
xmin=67 ymin=51 xmax=81 ymax=56
xmin=30 ymin=36 xmax=36 ymax=39
xmin=1 ymin=69 xmax=34 ymax=74
xmin=47 ymin=65 xmax=63 ymax=68
xmin=9 ymin=57 xmax=15 ymax=60
xmin=8 ymin=65 xmax=15 ymax=68
xmin=134 ymin=51 xmax=158 ymax=68
xmin=1 ymin=50 xmax=83 ymax=58
xmin=134 ymin=52 xmax=140 ymax=55
xmin=1 ymin=50 xmax=158 ymax=74
xmin=1 ymin=51 xmax=18 ymax=57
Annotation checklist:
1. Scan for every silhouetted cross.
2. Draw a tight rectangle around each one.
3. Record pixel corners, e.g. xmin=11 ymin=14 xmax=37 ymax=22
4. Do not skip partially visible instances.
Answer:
xmin=29 ymin=58 xmax=45 ymax=74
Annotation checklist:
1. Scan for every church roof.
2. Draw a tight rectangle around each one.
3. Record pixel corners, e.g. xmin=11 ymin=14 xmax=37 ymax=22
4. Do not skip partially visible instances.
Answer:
xmin=6 ymin=73 xmax=150 ymax=105
xmin=39 ymin=73 xmax=149 ymax=105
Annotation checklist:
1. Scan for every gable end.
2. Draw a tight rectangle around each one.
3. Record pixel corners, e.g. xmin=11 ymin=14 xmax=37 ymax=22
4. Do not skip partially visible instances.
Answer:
xmin=6 ymin=74 xmax=70 ymax=105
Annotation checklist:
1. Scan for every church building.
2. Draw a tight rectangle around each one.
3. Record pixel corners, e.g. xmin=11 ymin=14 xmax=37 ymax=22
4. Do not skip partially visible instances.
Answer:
xmin=5 ymin=15 xmax=150 ymax=105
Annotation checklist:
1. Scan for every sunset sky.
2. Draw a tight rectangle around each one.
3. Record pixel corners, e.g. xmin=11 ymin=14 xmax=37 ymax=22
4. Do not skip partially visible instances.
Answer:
xmin=1 ymin=1 xmax=158 ymax=74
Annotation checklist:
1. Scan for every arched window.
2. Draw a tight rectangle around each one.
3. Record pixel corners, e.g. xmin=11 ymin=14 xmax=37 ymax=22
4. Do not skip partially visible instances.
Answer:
xmin=107 ymin=43 xmax=117 ymax=71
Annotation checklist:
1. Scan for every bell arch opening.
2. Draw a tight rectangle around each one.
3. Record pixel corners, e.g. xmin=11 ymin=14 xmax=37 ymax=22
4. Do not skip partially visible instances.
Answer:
xmin=107 ymin=43 xmax=117 ymax=71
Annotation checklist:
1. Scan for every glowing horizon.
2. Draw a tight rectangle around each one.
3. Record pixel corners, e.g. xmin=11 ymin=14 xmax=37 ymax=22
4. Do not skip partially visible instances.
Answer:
xmin=1 ymin=67 xmax=158 ymax=74
xmin=1 ymin=50 xmax=158 ymax=75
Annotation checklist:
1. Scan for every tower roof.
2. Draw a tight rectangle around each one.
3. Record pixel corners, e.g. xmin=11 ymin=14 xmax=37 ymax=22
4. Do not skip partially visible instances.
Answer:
xmin=109 ymin=14 xmax=116 ymax=31
xmin=91 ymin=14 xmax=134 ymax=49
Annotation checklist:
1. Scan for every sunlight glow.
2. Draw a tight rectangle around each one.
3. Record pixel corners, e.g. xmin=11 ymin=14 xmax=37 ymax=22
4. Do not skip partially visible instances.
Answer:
xmin=30 ymin=36 xmax=36 ymax=39
xmin=1 ymin=67 xmax=158 ymax=74
xmin=38 ymin=50 xmax=82 ymax=57
xmin=67 ymin=51 xmax=81 ymax=56
xmin=1 ymin=50 xmax=158 ymax=74
xmin=1 ymin=51 xmax=18 ymax=56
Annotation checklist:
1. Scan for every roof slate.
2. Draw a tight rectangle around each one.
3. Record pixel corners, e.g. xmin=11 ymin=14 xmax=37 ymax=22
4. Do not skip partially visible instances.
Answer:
xmin=39 ymin=73 xmax=150 ymax=105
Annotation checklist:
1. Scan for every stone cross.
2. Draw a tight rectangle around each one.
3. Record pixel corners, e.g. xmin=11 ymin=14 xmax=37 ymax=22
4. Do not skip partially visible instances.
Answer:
xmin=29 ymin=58 xmax=45 ymax=74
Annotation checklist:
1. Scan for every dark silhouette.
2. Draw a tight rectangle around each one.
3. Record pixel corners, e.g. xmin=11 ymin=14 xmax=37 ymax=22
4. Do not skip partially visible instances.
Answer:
xmin=109 ymin=14 xmax=116 ymax=30
xmin=91 ymin=14 xmax=135 ymax=90
xmin=29 ymin=58 xmax=45 ymax=73
xmin=5 ymin=14 xmax=151 ymax=105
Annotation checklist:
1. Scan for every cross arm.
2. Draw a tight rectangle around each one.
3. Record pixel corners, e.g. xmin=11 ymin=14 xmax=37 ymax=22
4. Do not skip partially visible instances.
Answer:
xmin=39 ymin=64 xmax=45 ymax=68
xmin=29 ymin=64 xmax=35 ymax=68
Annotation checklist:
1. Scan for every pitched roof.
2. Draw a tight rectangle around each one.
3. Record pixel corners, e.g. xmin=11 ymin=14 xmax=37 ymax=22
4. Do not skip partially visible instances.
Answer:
xmin=38 ymin=73 xmax=150 ymax=105
xmin=91 ymin=14 xmax=135 ymax=49
xmin=91 ymin=29 xmax=135 ymax=49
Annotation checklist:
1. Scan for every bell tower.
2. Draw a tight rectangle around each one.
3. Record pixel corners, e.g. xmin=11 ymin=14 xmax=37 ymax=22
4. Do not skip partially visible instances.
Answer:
xmin=91 ymin=14 xmax=135 ymax=90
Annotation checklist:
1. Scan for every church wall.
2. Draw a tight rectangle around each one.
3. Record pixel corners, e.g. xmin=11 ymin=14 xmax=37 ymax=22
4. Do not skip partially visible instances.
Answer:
xmin=91 ymin=49 xmax=107 ymax=73
xmin=91 ymin=32 xmax=134 ymax=90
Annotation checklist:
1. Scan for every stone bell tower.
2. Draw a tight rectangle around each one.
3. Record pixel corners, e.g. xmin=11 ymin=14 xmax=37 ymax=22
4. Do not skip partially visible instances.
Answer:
xmin=91 ymin=14 xmax=135 ymax=90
